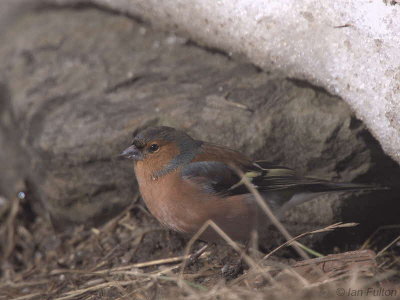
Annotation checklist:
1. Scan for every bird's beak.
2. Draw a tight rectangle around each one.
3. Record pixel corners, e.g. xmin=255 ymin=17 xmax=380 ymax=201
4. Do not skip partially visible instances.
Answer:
xmin=120 ymin=145 xmax=143 ymax=160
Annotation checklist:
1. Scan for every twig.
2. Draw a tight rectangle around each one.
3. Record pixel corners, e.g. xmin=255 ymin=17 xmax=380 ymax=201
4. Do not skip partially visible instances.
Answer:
xmin=1 ymin=196 xmax=20 ymax=269
xmin=294 ymin=242 xmax=324 ymax=258
xmin=50 ymin=254 xmax=194 ymax=277
xmin=229 ymin=165 xmax=310 ymax=260
xmin=179 ymin=220 xmax=279 ymax=285
xmin=263 ymin=222 xmax=358 ymax=260
xmin=376 ymin=235 xmax=400 ymax=257
xmin=127 ymin=255 xmax=192 ymax=268
xmin=360 ymin=224 xmax=400 ymax=250
xmin=0 ymin=280 xmax=49 ymax=289
xmin=379 ymin=255 xmax=400 ymax=270
xmin=229 ymin=165 xmax=335 ymax=283
xmin=222 ymin=93 xmax=253 ymax=112
xmin=7 ymin=292 xmax=43 ymax=300
xmin=359 ymin=269 xmax=397 ymax=288
xmin=53 ymin=280 xmax=139 ymax=300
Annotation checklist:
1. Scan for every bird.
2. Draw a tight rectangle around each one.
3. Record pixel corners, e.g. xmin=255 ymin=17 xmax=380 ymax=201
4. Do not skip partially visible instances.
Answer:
xmin=120 ymin=126 xmax=380 ymax=244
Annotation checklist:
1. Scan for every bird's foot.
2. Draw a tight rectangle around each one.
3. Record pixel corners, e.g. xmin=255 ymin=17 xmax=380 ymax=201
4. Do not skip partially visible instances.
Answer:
xmin=221 ymin=259 xmax=244 ymax=280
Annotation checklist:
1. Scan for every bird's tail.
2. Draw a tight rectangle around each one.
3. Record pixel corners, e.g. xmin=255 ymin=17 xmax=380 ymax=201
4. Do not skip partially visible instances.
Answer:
xmin=303 ymin=181 xmax=389 ymax=193
xmin=270 ymin=180 xmax=388 ymax=216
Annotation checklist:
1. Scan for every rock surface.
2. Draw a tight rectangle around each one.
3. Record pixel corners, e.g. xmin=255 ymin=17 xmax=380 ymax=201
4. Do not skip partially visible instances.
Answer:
xmin=0 ymin=7 xmax=399 ymax=245
xmin=46 ymin=0 xmax=400 ymax=168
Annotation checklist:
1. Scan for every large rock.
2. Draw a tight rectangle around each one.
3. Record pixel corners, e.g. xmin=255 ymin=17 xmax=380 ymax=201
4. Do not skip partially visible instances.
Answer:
xmin=46 ymin=0 xmax=400 ymax=168
xmin=0 ymin=84 xmax=28 ymax=211
xmin=0 ymin=7 xmax=398 ymax=244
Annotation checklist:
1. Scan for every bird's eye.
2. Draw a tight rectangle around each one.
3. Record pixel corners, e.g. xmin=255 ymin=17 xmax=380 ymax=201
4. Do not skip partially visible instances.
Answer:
xmin=149 ymin=144 xmax=160 ymax=153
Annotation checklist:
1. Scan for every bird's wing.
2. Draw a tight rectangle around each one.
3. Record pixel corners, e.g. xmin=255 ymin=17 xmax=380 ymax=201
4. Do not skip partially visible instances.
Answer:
xmin=181 ymin=142 xmax=251 ymax=195
xmin=181 ymin=161 xmax=242 ymax=195
xmin=181 ymin=143 xmax=378 ymax=197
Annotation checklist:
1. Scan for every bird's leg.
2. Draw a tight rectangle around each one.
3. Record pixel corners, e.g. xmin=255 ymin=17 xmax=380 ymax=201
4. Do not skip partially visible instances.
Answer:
xmin=221 ymin=258 xmax=245 ymax=280
xmin=221 ymin=243 xmax=250 ymax=280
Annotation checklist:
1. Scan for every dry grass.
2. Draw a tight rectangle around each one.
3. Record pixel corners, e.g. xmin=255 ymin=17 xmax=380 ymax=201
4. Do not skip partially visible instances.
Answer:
xmin=0 ymin=191 xmax=399 ymax=299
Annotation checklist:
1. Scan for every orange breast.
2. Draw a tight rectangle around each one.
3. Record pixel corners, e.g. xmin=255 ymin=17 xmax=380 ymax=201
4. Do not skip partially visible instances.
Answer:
xmin=134 ymin=162 xmax=258 ymax=242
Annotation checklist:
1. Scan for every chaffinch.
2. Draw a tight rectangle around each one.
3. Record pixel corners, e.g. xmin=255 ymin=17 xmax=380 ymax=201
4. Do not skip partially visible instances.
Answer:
xmin=121 ymin=126 xmax=377 ymax=243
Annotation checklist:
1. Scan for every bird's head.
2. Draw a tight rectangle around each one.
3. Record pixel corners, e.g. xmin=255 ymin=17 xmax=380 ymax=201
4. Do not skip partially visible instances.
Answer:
xmin=120 ymin=126 xmax=202 ymax=177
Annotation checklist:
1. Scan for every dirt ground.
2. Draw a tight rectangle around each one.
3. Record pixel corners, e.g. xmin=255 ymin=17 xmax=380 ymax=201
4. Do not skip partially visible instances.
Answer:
xmin=0 ymin=190 xmax=399 ymax=300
